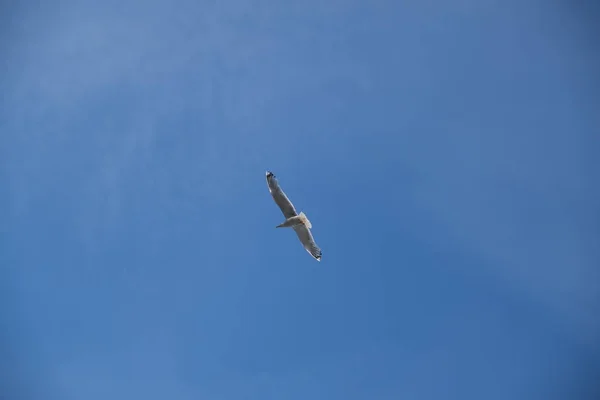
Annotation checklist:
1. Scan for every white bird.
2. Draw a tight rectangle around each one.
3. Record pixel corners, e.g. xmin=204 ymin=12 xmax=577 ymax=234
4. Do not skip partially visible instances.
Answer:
xmin=266 ymin=171 xmax=322 ymax=261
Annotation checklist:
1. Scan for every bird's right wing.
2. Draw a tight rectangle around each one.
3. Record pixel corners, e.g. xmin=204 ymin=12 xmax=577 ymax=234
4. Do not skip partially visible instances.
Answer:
xmin=293 ymin=224 xmax=322 ymax=261
xmin=266 ymin=172 xmax=298 ymax=219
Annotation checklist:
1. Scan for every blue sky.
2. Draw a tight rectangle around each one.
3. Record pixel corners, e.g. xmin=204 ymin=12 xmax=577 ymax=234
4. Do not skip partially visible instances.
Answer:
xmin=1 ymin=1 xmax=599 ymax=399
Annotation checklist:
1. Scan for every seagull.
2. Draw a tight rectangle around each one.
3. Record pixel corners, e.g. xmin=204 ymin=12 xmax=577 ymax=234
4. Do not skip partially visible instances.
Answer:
xmin=266 ymin=171 xmax=322 ymax=261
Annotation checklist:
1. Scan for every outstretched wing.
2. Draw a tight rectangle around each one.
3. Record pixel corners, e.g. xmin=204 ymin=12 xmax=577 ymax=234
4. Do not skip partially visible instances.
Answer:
xmin=266 ymin=171 xmax=298 ymax=219
xmin=293 ymin=224 xmax=322 ymax=261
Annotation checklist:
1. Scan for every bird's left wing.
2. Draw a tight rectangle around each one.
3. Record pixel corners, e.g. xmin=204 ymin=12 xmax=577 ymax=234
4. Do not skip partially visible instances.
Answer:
xmin=293 ymin=224 xmax=322 ymax=261
xmin=266 ymin=171 xmax=298 ymax=219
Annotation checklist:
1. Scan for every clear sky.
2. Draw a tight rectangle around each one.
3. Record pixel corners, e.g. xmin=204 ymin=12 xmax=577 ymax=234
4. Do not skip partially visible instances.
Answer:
xmin=2 ymin=1 xmax=599 ymax=399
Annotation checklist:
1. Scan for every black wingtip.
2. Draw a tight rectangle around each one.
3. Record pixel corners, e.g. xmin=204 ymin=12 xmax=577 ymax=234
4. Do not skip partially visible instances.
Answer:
xmin=266 ymin=171 xmax=274 ymax=178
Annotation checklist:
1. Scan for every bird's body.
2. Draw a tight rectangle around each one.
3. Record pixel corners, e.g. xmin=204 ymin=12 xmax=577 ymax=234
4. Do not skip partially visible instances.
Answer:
xmin=266 ymin=171 xmax=322 ymax=261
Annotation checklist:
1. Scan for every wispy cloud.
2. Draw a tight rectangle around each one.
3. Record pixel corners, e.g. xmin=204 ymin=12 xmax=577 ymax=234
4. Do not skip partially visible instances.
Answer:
xmin=398 ymin=113 xmax=599 ymax=348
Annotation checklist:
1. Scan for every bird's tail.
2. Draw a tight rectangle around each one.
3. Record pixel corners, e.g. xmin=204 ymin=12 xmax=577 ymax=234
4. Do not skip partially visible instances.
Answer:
xmin=298 ymin=212 xmax=312 ymax=229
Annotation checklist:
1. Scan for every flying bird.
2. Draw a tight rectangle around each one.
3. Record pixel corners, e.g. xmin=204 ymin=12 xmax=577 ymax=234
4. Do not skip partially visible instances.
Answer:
xmin=266 ymin=171 xmax=322 ymax=261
